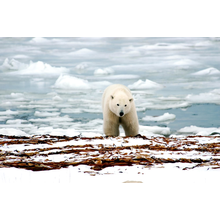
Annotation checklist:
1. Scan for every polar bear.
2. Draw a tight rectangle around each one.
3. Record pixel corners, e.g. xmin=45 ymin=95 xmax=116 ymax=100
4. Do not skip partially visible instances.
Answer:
xmin=102 ymin=84 xmax=139 ymax=136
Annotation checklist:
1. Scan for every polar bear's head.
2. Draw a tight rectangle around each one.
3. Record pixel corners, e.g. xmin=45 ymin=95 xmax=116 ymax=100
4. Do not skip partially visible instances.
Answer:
xmin=109 ymin=92 xmax=133 ymax=117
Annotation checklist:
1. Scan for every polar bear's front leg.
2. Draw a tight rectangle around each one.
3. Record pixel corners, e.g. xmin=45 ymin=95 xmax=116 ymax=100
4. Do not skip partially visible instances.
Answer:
xmin=120 ymin=113 xmax=139 ymax=137
xmin=103 ymin=119 xmax=120 ymax=136
xmin=103 ymin=109 xmax=120 ymax=136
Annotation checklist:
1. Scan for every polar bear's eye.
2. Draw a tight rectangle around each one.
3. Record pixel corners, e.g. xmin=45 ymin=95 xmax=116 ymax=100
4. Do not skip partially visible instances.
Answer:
xmin=125 ymin=104 xmax=127 ymax=107
xmin=117 ymin=104 xmax=119 ymax=106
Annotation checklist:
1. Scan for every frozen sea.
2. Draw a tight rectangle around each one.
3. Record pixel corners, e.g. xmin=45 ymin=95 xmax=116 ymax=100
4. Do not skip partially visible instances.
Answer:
xmin=0 ymin=37 xmax=220 ymax=137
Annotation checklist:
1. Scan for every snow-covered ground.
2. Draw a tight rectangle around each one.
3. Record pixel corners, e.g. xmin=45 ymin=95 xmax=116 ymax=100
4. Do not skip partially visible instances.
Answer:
xmin=1 ymin=134 xmax=220 ymax=188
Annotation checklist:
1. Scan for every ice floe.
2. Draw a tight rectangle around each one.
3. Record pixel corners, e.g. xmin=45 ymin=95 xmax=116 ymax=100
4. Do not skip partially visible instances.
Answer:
xmin=0 ymin=128 xmax=28 ymax=136
xmin=68 ymin=48 xmax=97 ymax=57
xmin=29 ymin=115 xmax=74 ymax=123
xmin=53 ymin=74 xmax=111 ymax=90
xmin=192 ymin=67 xmax=220 ymax=76
xmin=142 ymin=113 xmax=176 ymax=122
xmin=75 ymin=62 xmax=88 ymax=74
xmin=186 ymin=90 xmax=220 ymax=104
xmin=178 ymin=125 xmax=220 ymax=136
xmin=53 ymin=74 xmax=91 ymax=90
xmin=34 ymin=111 xmax=60 ymax=117
xmin=139 ymin=125 xmax=170 ymax=136
xmin=0 ymin=110 xmax=19 ymax=115
xmin=128 ymin=79 xmax=164 ymax=90
xmin=0 ymin=58 xmax=69 ymax=76
xmin=94 ymin=67 xmax=114 ymax=75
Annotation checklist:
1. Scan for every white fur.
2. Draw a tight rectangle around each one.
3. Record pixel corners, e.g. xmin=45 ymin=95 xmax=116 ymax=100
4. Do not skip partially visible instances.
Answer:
xmin=102 ymin=84 xmax=139 ymax=136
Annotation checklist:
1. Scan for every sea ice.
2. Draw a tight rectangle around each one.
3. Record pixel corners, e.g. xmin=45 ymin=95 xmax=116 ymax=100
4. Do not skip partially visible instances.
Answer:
xmin=29 ymin=115 xmax=74 ymax=123
xmin=136 ymin=101 xmax=190 ymax=110
xmin=186 ymin=91 xmax=220 ymax=104
xmin=68 ymin=48 xmax=97 ymax=57
xmin=53 ymin=74 xmax=91 ymax=90
xmin=0 ymin=110 xmax=19 ymax=115
xmin=52 ymin=95 xmax=63 ymax=101
xmin=98 ymin=74 xmax=139 ymax=80
xmin=94 ymin=67 xmax=114 ymax=75
xmin=142 ymin=113 xmax=176 ymax=122
xmin=0 ymin=128 xmax=29 ymax=136
xmin=210 ymin=37 xmax=220 ymax=41
xmin=139 ymin=125 xmax=170 ymax=136
xmin=128 ymin=79 xmax=163 ymax=90
xmin=0 ymin=58 xmax=69 ymax=76
xmin=173 ymin=59 xmax=201 ymax=69
xmin=29 ymin=37 xmax=50 ymax=44
xmin=6 ymin=119 xmax=28 ymax=124
xmin=178 ymin=125 xmax=220 ymax=135
xmin=34 ymin=111 xmax=60 ymax=117
xmin=52 ymin=74 xmax=111 ymax=90
xmin=75 ymin=62 xmax=88 ymax=74
xmin=191 ymin=67 xmax=220 ymax=76
xmin=121 ymin=43 xmax=192 ymax=55
xmin=0 ymin=116 xmax=13 ymax=121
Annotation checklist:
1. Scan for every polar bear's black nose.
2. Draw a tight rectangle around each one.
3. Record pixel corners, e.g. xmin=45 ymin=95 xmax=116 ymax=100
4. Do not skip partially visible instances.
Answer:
xmin=119 ymin=111 xmax=124 ymax=117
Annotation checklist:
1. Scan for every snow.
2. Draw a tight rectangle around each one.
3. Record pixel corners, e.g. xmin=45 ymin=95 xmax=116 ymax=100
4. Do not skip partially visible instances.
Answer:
xmin=128 ymin=79 xmax=164 ymax=90
xmin=142 ymin=112 xmax=176 ymax=122
xmin=1 ymin=163 xmax=219 ymax=184
xmin=0 ymin=135 xmax=220 ymax=183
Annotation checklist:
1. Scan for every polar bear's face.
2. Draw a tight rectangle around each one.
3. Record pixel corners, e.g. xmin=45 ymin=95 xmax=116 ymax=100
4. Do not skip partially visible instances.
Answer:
xmin=109 ymin=93 xmax=133 ymax=117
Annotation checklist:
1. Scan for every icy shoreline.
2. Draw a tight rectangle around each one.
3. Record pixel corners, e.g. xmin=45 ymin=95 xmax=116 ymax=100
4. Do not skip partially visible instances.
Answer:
xmin=0 ymin=135 xmax=220 ymax=182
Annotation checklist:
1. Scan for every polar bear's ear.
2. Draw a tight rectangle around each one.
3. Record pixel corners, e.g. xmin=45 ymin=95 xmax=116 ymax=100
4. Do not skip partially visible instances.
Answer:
xmin=111 ymin=95 xmax=114 ymax=99
xmin=129 ymin=98 xmax=133 ymax=102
